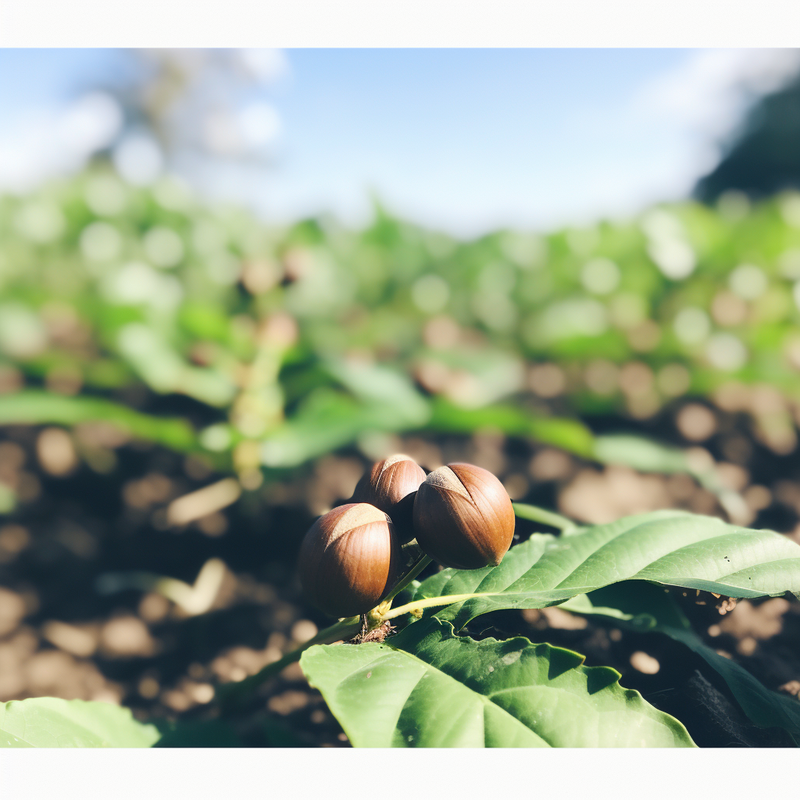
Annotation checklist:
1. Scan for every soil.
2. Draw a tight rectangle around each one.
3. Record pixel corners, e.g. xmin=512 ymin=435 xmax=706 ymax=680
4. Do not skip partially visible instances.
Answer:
xmin=1 ymin=392 xmax=800 ymax=747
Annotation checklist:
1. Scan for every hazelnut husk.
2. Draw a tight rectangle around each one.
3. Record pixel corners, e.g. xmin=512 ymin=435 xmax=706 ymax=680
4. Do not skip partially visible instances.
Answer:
xmin=350 ymin=454 xmax=426 ymax=543
xmin=298 ymin=503 xmax=401 ymax=618
xmin=412 ymin=463 xmax=515 ymax=570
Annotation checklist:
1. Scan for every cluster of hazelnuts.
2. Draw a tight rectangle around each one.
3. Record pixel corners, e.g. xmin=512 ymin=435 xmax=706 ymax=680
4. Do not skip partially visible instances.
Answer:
xmin=298 ymin=455 xmax=515 ymax=618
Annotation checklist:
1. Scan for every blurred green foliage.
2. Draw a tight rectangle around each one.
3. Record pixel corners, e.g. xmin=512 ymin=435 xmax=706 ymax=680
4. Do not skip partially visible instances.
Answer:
xmin=3 ymin=166 xmax=800 ymax=481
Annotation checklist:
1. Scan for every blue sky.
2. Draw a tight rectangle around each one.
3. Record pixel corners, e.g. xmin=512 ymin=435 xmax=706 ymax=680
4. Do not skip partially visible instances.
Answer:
xmin=273 ymin=50 xmax=701 ymax=231
xmin=2 ymin=49 xmax=799 ymax=236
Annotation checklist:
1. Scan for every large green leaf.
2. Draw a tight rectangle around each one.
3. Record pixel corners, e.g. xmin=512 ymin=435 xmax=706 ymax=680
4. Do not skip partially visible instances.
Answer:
xmin=300 ymin=617 xmax=695 ymax=747
xmin=403 ymin=510 xmax=800 ymax=631
xmin=0 ymin=698 xmax=160 ymax=748
xmin=560 ymin=583 xmax=800 ymax=745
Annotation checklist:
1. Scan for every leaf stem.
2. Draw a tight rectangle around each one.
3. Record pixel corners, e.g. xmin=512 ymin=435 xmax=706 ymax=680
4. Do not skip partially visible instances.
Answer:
xmin=513 ymin=502 xmax=576 ymax=532
xmin=215 ymin=615 xmax=361 ymax=709
xmin=381 ymin=592 xmax=486 ymax=621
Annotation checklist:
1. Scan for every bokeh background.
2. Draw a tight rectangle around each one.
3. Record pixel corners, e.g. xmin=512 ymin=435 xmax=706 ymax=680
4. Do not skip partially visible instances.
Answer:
xmin=2 ymin=48 xmax=800 ymax=746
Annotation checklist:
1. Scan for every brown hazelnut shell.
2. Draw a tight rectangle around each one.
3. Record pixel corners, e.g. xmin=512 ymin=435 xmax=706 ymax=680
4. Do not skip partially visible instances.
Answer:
xmin=412 ymin=463 xmax=515 ymax=570
xmin=298 ymin=503 xmax=401 ymax=618
xmin=350 ymin=454 xmax=426 ymax=543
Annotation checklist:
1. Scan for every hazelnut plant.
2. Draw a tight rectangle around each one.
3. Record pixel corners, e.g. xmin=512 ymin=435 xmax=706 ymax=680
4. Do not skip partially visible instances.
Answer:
xmin=215 ymin=454 xmax=800 ymax=748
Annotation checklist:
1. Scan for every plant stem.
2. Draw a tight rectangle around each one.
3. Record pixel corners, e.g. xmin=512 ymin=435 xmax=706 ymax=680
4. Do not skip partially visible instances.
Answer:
xmin=215 ymin=615 xmax=361 ymax=709
xmin=512 ymin=502 xmax=576 ymax=531
xmin=381 ymin=592 xmax=485 ymax=621
xmin=384 ymin=553 xmax=433 ymax=603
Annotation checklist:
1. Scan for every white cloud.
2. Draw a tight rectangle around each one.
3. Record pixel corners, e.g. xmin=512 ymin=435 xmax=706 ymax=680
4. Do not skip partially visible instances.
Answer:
xmin=0 ymin=92 xmax=123 ymax=193
xmin=529 ymin=49 xmax=800 ymax=235
xmin=633 ymin=48 xmax=800 ymax=138
xmin=59 ymin=92 xmax=123 ymax=154
xmin=238 ymin=102 xmax=281 ymax=148
xmin=238 ymin=49 xmax=289 ymax=85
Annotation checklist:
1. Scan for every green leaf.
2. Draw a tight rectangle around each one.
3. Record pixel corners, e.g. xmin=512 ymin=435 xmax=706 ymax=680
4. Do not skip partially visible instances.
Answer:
xmin=300 ymin=617 xmax=695 ymax=747
xmin=561 ymin=583 xmax=800 ymax=745
xmin=0 ymin=698 xmax=161 ymax=748
xmin=260 ymin=390 xmax=373 ymax=467
xmin=0 ymin=390 xmax=200 ymax=453
xmin=322 ymin=359 xmax=430 ymax=427
xmin=427 ymin=398 xmax=596 ymax=458
xmin=558 ymin=581 xmax=690 ymax=631
xmin=115 ymin=323 xmax=236 ymax=407
xmin=592 ymin=434 xmax=690 ymax=474
xmin=262 ymin=381 xmax=429 ymax=468
xmin=401 ymin=510 xmax=800 ymax=631
xmin=591 ymin=435 xmax=747 ymax=520
xmin=665 ymin=626 xmax=800 ymax=745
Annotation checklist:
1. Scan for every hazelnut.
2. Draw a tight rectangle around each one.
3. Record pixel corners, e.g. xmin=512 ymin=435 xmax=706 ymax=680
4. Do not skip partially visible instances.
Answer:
xmin=350 ymin=454 xmax=426 ymax=543
xmin=412 ymin=463 xmax=515 ymax=570
xmin=298 ymin=503 xmax=401 ymax=618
